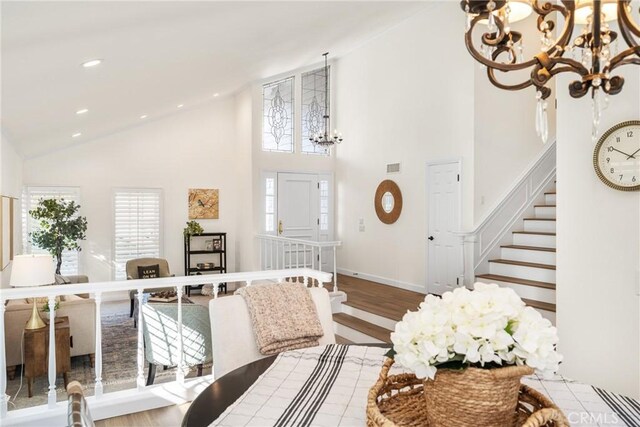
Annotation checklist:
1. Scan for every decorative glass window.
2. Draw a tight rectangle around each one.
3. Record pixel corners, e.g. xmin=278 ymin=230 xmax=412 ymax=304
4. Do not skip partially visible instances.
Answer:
xmin=301 ymin=67 xmax=330 ymax=155
xmin=262 ymin=77 xmax=294 ymax=153
xmin=113 ymin=189 xmax=162 ymax=280
xmin=319 ymin=180 xmax=329 ymax=231
xmin=265 ymin=178 xmax=276 ymax=233
xmin=22 ymin=186 xmax=81 ymax=275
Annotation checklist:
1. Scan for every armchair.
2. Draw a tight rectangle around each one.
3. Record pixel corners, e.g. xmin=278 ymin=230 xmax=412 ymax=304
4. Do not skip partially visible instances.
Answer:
xmin=126 ymin=258 xmax=174 ymax=317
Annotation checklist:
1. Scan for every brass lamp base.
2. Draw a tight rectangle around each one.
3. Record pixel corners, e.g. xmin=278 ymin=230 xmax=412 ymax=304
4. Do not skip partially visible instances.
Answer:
xmin=25 ymin=300 xmax=46 ymax=330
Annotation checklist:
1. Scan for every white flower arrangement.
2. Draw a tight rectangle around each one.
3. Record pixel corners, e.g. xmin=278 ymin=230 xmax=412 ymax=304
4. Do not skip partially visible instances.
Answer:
xmin=390 ymin=282 xmax=562 ymax=380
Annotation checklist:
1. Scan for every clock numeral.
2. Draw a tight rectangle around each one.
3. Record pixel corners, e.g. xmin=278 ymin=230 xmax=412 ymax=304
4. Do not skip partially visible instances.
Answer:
xmin=616 ymin=137 xmax=621 ymax=143
xmin=627 ymin=131 xmax=634 ymax=138
xmin=606 ymin=157 xmax=610 ymax=163
xmin=633 ymin=176 xmax=637 ymax=183
xmin=619 ymin=174 xmax=624 ymax=181
xmin=610 ymin=167 xmax=615 ymax=173
xmin=608 ymin=146 xmax=614 ymax=152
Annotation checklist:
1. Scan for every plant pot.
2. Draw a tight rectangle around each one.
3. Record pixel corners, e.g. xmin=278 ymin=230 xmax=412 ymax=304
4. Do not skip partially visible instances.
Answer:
xmin=422 ymin=365 xmax=534 ymax=427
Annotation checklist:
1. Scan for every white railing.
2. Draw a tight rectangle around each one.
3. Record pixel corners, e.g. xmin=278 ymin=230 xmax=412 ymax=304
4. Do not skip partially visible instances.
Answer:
xmin=456 ymin=141 xmax=556 ymax=285
xmin=0 ymin=268 xmax=332 ymax=426
xmin=256 ymin=235 xmax=342 ymax=293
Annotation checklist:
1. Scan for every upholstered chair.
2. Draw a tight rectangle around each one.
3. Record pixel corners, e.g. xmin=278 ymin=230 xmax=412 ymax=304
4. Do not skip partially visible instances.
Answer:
xmin=209 ymin=286 xmax=335 ymax=379
xmin=66 ymin=381 xmax=95 ymax=427
xmin=141 ymin=303 xmax=212 ymax=385
xmin=126 ymin=258 xmax=174 ymax=317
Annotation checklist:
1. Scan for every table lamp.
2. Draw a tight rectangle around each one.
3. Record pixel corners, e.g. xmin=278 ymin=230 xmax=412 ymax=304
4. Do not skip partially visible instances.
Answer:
xmin=9 ymin=254 xmax=55 ymax=330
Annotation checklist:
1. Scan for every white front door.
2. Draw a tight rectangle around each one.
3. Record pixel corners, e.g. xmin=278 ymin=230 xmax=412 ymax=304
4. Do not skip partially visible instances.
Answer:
xmin=426 ymin=161 xmax=462 ymax=295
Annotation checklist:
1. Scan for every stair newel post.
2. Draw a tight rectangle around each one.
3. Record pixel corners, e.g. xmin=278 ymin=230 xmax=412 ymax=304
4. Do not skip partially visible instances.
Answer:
xmin=0 ymin=300 xmax=7 ymax=417
xmin=94 ymin=291 xmax=104 ymax=398
xmin=333 ymin=246 xmax=338 ymax=293
xmin=176 ymin=285 xmax=184 ymax=384
xmin=136 ymin=288 xmax=145 ymax=390
xmin=47 ymin=295 xmax=57 ymax=408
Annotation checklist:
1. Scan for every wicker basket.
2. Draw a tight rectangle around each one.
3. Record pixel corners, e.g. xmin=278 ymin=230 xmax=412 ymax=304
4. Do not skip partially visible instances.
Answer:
xmin=366 ymin=358 xmax=569 ymax=427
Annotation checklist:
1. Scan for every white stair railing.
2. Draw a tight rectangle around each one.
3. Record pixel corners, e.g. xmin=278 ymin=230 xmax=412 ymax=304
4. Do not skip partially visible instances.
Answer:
xmin=256 ymin=235 xmax=342 ymax=293
xmin=0 ymin=267 xmax=332 ymax=424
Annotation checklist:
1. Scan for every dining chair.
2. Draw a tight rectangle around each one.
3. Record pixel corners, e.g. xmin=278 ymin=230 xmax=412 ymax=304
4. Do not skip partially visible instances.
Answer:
xmin=126 ymin=257 xmax=174 ymax=317
xmin=141 ymin=303 xmax=212 ymax=385
xmin=209 ymin=286 xmax=335 ymax=378
xmin=66 ymin=380 xmax=95 ymax=427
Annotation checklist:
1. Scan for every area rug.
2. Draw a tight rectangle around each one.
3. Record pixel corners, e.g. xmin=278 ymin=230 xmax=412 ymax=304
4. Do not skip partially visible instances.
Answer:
xmin=6 ymin=297 xmax=214 ymax=411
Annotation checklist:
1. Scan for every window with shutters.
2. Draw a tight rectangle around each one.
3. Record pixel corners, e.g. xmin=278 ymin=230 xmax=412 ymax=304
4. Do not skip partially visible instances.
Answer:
xmin=22 ymin=186 xmax=82 ymax=275
xmin=113 ymin=189 xmax=163 ymax=281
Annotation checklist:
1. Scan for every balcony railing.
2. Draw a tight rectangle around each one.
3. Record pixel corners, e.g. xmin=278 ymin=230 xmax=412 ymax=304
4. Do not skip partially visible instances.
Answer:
xmin=0 ymin=268 xmax=332 ymax=426
xmin=255 ymin=235 xmax=342 ymax=293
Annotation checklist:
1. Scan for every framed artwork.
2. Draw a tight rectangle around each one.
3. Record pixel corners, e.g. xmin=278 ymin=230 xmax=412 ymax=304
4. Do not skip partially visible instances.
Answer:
xmin=188 ymin=188 xmax=219 ymax=219
xmin=212 ymin=239 xmax=222 ymax=251
xmin=205 ymin=240 xmax=214 ymax=251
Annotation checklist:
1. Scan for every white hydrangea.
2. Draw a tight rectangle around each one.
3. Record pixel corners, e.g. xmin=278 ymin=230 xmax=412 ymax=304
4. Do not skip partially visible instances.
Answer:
xmin=390 ymin=282 xmax=562 ymax=380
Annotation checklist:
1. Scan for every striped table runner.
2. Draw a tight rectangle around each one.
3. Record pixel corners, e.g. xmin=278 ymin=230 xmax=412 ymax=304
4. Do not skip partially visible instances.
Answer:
xmin=210 ymin=345 xmax=640 ymax=427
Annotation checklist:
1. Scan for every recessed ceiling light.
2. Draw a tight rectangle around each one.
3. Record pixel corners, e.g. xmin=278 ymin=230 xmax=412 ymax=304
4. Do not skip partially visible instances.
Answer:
xmin=140 ymin=114 xmax=148 ymax=119
xmin=82 ymin=59 xmax=102 ymax=68
xmin=72 ymin=132 xmax=82 ymax=138
xmin=213 ymin=93 xmax=219 ymax=97
xmin=76 ymin=108 xmax=89 ymax=115
xmin=177 ymin=104 xmax=184 ymax=108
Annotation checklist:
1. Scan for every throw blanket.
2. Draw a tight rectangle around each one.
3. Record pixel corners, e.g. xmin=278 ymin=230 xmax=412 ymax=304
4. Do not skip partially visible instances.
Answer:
xmin=235 ymin=283 xmax=324 ymax=355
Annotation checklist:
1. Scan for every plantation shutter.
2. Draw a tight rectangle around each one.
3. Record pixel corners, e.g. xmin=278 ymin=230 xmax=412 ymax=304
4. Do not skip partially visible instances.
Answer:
xmin=22 ymin=186 xmax=81 ymax=276
xmin=113 ymin=189 xmax=162 ymax=281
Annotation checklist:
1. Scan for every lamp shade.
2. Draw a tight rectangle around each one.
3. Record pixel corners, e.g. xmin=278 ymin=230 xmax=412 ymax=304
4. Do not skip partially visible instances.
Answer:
xmin=9 ymin=254 xmax=55 ymax=287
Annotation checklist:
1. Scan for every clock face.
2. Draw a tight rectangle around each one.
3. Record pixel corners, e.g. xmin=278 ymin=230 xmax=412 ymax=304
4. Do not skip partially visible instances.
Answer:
xmin=594 ymin=120 xmax=640 ymax=191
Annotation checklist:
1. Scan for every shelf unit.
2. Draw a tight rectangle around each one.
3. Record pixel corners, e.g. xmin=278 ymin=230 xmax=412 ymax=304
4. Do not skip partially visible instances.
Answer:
xmin=184 ymin=232 xmax=227 ymax=296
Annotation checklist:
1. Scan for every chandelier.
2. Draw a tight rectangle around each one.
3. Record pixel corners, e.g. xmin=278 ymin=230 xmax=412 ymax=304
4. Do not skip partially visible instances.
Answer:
xmin=309 ymin=52 xmax=343 ymax=147
xmin=461 ymin=0 xmax=640 ymax=142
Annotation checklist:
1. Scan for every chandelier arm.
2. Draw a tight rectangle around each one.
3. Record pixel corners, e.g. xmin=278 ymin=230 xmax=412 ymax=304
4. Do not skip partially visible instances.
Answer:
xmin=465 ymin=16 xmax=538 ymax=71
xmin=617 ymin=0 xmax=640 ymax=49
xmin=608 ymin=46 xmax=640 ymax=69
xmin=486 ymin=68 xmax=534 ymax=92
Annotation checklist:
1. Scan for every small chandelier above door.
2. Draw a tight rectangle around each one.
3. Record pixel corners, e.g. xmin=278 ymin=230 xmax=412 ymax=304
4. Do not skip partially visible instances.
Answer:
xmin=309 ymin=52 xmax=343 ymax=147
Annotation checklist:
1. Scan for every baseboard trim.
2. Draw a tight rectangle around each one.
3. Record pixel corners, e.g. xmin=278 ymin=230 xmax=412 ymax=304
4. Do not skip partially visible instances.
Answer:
xmin=337 ymin=268 xmax=426 ymax=295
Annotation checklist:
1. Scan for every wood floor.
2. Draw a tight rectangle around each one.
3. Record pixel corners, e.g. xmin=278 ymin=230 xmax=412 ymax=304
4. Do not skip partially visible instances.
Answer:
xmin=95 ymin=402 xmax=191 ymax=427
xmin=327 ymin=274 xmax=425 ymax=321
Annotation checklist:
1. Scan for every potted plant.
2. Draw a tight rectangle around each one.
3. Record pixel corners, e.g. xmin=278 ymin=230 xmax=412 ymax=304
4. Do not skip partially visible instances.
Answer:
xmin=389 ymin=283 xmax=563 ymax=427
xmin=41 ymin=299 xmax=60 ymax=320
xmin=183 ymin=220 xmax=204 ymax=238
xmin=30 ymin=198 xmax=88 ymax=275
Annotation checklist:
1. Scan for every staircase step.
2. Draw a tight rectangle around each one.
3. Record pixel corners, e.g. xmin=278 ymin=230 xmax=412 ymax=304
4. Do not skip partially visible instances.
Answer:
xmin=545 ymin=193 xmax=556 ymax=204
xmin=489 ymin=259 xmax=555 ymax=270
xmin=524 ymin=218 xmax=555 ymax=221
xmin=335 ymin=335 xmax=355 ymax=345
xmin=534 ymin=205 xmax=556 ymax=208
xmin=501 ymin=245 xmax=556 ymax=252
xmin=523 ymin=218 xmax=556 ymax=233
xmin=512 ymin=231 xmax=555 ymax=236
xmin=522 ymin=298 xmax=556 ymax=313
xmin=489 ymin=259 xmax=556 ymax=283
xmin=544 ymin=192 xmax=556 ymax=195
xmin=333 ymin=313 xmax=392 ymax=343
xmin=475 ymin=274 xmax=555 ymax=290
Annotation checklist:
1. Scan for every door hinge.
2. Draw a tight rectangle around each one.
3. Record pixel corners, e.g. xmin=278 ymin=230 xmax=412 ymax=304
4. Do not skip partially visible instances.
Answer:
xmin=317 ymin=218 xmax=320 ymax=225
xmin=317 ymin=182 xmax=320 ymax=189
xmin=457 ymin=174 xmax=460 ymax=182
xmin=456 ymin=277 xmax=459 ymax=285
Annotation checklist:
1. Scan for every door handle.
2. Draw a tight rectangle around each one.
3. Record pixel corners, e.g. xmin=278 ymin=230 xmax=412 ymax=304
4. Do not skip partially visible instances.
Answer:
xmin=428 ymin=236 xmax=434 ymax=241
xmin=278 ymin=220 xmax=283 ymax=235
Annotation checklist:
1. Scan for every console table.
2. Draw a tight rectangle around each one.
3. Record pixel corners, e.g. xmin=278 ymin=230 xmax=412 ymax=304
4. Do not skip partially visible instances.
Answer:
xmin=24 ymin=316 xmax=71 ymax=398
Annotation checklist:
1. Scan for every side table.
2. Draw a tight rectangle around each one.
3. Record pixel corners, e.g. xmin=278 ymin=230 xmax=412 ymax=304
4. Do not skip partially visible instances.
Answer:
xmin=24 ymin=316 xmax=71 ymax=398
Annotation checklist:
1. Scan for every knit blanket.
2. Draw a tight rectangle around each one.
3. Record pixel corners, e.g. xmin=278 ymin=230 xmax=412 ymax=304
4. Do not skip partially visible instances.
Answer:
xmin=235 ymin=283 xmax=324 ymax=355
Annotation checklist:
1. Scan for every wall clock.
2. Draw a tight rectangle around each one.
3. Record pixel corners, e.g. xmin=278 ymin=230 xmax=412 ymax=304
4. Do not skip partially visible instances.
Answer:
xmin=593 ymin=120 xmax=640 ymax=191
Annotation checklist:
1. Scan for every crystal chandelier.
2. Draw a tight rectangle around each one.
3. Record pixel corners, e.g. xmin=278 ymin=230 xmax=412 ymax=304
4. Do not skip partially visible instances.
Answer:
xmin=309 ymin=52 xmax=343 ymax=147
xmin=461 ymin=0 xmax=640 ymax=142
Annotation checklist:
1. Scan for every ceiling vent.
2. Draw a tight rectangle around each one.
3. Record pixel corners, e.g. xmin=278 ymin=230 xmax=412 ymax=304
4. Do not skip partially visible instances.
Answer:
xmin=386 ymin=163 xmax=401 ymax=174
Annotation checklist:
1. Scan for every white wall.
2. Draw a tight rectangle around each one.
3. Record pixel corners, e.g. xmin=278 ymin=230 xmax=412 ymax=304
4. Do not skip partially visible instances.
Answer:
xmin=556 ymin=64 xmax=640 ymax=398
xmin=333 ymin=3 xmax=475 ymax=293
xmin=0 ymin=133 xmax=23 ymax=287
xmin=23 ymin=100 xmax=241 ymax=283
xmin=473 ymin=16 xmax=557 ymax=222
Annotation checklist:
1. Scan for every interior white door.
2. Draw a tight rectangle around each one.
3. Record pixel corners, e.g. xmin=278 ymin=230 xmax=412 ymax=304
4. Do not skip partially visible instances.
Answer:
xmin=277 ymin=173 xmax=319 ymax=268
xmin=426 ymin=161 xmax=462 ymax=295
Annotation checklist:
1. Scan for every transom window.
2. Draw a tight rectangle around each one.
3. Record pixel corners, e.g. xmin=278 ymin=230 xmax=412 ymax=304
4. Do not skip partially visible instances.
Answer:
xmin=262 ymin=77 xmax=294 ymax=153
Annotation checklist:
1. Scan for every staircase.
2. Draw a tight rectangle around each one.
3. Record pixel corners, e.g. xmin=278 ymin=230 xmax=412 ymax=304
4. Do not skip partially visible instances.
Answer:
xmin=476 ymin=189 xmax=557 ymax=323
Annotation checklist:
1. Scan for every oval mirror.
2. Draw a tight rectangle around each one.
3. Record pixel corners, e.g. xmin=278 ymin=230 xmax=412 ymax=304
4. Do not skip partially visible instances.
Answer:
xmin=382 ymin=192 xmax=394 ymax=213
xmin=374 ymin=180 xmax=403 ymax=224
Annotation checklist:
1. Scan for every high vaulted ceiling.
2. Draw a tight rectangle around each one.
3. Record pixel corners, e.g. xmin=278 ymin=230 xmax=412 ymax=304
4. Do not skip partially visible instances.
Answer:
xmin=1 ymin=1 xmax=427 ymax=158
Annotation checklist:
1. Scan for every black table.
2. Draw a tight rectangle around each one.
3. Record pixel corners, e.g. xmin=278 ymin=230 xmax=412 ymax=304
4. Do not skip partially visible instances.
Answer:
xmin=182 ymin=344 xmax=389 ymax=427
